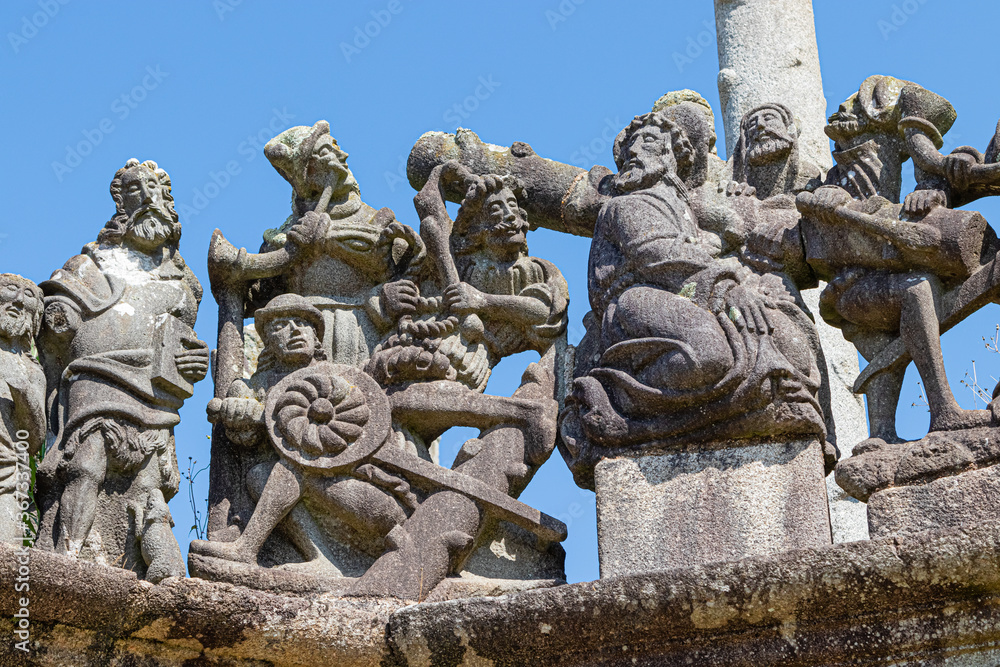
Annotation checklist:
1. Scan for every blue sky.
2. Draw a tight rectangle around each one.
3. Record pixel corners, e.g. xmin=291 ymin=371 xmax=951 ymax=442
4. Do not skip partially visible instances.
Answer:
xmin=1 ymin=1 xmax=998 ymax=584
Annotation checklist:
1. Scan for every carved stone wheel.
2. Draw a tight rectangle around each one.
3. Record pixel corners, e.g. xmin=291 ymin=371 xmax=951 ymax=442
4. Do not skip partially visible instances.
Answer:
xmin=265 ymin=362 xmax=390 ymax=472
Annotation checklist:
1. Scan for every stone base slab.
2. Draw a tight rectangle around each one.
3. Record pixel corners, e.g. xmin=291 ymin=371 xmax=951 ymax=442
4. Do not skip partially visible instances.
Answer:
xmin=9 ymin=525 xmax=1000 ymax=665
xmin=594 ymin=439 xmax=831 ymax=577
xmin=868 ymin=463 xmax=1000 ymax=539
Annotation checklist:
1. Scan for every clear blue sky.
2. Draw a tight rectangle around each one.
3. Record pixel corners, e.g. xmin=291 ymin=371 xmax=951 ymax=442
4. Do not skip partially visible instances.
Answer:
xmin=1 ymin=1 xmax=997 ymax=584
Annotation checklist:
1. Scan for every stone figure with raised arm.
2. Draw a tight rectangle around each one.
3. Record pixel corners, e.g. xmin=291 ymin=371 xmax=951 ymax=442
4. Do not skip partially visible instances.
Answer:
xmin=206 ymin=121 xmax=425 ymax=542
xmin=35 ymin=159 xmax=209 ymax=582
xmin=795 ymin=76 xmax=999 ymax=448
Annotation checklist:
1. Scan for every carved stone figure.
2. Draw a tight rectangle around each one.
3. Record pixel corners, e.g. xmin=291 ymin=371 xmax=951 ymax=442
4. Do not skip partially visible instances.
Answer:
xmin=206 ymin=121 xmax=425 ymax=543
xmin=796 ymin=80 xmax=996 ymax=446
xmin=351 ymin=163 xmax=568 ymax=598
xmin=35 ymin=159 xmax=209 ymax=582
xmin=0 ymin=274 xmax=45 ymax=544
xmin=732 ymin=102 xmax=823 ymax=200
xmin=198 ymin=124 xmax=567 ymax=600
xmin=192 ymin=294 xmax=398 ymax=574
xmin=559 ymin=108 xmax=826 ymax=485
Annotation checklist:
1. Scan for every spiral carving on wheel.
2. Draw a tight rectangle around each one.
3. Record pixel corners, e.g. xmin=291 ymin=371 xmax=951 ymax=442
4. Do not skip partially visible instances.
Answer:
xmin=274 ymin=373 xmax=369 ymax=457
xmin=265 ymin=362 xmax=391 ymax=472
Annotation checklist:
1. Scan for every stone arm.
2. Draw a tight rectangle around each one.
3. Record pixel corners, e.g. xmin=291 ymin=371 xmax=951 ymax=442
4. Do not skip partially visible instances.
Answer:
xmin=206 ymin=379 xmax=265 ymax=447
xmin=407 ymin=129 xmax=612 ymax=237
xmin=6 ymin=364 xmax=46 ymax=457
xmin=903 ymin=121 xmax=1000 ymax=209
xmin=798 ymin=188 xmax=942 ymax=254
xmin=589 ymin=207 xmax=716 ymax=317
xmin=445 ymin=258 xmax=569 ymax=351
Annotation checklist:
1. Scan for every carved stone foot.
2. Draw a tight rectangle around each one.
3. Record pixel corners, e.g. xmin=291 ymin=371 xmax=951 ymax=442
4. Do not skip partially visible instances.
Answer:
xmin=189 ymin=539 xmax=256 ymax=564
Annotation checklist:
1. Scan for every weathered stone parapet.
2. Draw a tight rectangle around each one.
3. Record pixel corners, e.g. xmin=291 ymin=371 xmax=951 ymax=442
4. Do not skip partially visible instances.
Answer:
xmin=0 ymin=544 xmax=404 ymax=666
xmin=595 ymin=440 xmax=831 ymax=577
xmin=9 ymin=524 xmax=1000 ymax=665
xmin=388 ymin=524 xmax=1000 ymax=666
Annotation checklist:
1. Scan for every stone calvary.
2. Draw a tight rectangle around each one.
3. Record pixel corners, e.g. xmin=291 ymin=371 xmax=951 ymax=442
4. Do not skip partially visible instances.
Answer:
xmin=5 ymin=37 xmax=1000 ymax=665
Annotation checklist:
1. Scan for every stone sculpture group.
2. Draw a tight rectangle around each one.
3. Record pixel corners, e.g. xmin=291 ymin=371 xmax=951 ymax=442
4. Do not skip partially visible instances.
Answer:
xmin=4 ymin=74 xmax=1000 ymax=603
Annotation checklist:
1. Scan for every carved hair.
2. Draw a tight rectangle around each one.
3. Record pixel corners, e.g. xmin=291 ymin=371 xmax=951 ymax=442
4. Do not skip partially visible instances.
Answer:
xmin=612 ymin=111 xmax=695 ymax=174
xmin=99 ymin=158 xmax=180 ymax=246
xmin=451 ymin=173 xmax=529 ymax=257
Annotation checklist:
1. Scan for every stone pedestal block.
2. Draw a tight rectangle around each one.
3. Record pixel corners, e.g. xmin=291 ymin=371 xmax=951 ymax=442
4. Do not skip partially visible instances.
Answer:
xmin=595 ymin=439 xmax=831 ymax=577
xmin=868 ymin=464 xmax=1000 ymax=539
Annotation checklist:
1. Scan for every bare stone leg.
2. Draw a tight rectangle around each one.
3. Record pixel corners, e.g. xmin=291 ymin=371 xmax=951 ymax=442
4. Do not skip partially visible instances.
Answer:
xmin=247 ymin=462 xmax=346 ymax=576
xmin=141 ymin=488 xmax=185 ymax=583
xmin=191 ymin=459 xmax=303 ymax=563
xmin=350 ymin=490 xmax=478 ymax=600
xmin=57 ymin=429 xmax=107 ymax=557
xmin=901 ymin=276 xmax=990 ymax=431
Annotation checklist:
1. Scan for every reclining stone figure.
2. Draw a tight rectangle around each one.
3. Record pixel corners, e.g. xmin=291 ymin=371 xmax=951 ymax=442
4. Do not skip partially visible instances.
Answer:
xmin=559 ymin=108 xmax=827 ymax=486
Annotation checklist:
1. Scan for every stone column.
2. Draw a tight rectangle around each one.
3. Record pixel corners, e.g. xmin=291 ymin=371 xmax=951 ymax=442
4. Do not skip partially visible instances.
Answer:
xmin=714 ymin=0 xmax=831 ymax=170
xmin=714 ymin=0 xmax=869 ymax=542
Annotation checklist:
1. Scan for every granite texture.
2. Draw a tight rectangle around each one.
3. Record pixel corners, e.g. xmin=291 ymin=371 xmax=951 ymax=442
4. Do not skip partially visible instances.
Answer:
xmin=867 ymin=463 xmax=1000 ymax=539
xmin=594 ymin=440 xmax=830 ymax=577
xmin=12 ymin=524 xmax=1000 ymax=665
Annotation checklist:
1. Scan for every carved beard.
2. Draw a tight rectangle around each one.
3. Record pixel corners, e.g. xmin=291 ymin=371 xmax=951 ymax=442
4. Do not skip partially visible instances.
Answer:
xmin=747 ymin=134 xmax=793 ymax=166
xmin=125 ymin=208 xmax=175 ymax=248
xmin=611 ymin=162 xmax=666 ymax=194
xmin=0 ymin=306 xmax=33 ymax=342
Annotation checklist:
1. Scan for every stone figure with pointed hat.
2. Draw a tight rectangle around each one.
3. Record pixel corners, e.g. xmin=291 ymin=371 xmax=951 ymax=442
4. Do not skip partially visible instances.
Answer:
xmin=198 ymin=122 xmax=568 ymax=600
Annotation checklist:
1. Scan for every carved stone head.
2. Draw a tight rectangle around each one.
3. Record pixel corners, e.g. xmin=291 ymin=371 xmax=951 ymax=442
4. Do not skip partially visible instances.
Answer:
xmin=741 ymin=103 xmax=797 ymax=167
xmin=825 ymin=75 xmax=918 ymax=149
xmin=264 ymin=121 xmax=360 ymax=203
xmin=0 ymin=274 xmax=42 ymax=351
xmin=99 ymin=159 xmax=180 ymax=251
xmin=255 ymin=294 xmax=326 ymax=369
xmin=650 ymin=90 xmax=718 ymax=189
xmin=452 ymin=174 xmax=530 ymax=260
xmin=611 ymin=111 xmax=694 ymax=194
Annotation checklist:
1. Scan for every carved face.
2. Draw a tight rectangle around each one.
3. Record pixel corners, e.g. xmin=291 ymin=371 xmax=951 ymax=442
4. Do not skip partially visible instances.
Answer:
xmin=745 ymin=108 xmax=795 ymax=166
xmin=120 ymin=166 xmax=175 ymax=251
xmin=0 ymin=278 xmax=41 ymax=343
xmin=613 ymin=126 xmax=677 ymax=193
xmin=305 ymin=135 xmax=350 ymax=194
xmin=482 ymin=187 xmax=528 ymax=254
xmin=266 ymin=315 xmax=320 ymax=367
xmin=825 ymin=76 xmax=909 ymax=148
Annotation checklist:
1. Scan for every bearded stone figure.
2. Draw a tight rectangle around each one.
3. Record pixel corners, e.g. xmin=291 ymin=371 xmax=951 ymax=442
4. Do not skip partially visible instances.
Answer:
xmin=560 ymin=110 xmax=827 ymax=486
xmin=732 ymin=102 xmax=823 ymax=200
xmin=0 ymin=274 xmax=45 ymax=544
xmin=35 ymin=158 xmax=209 ymax=582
